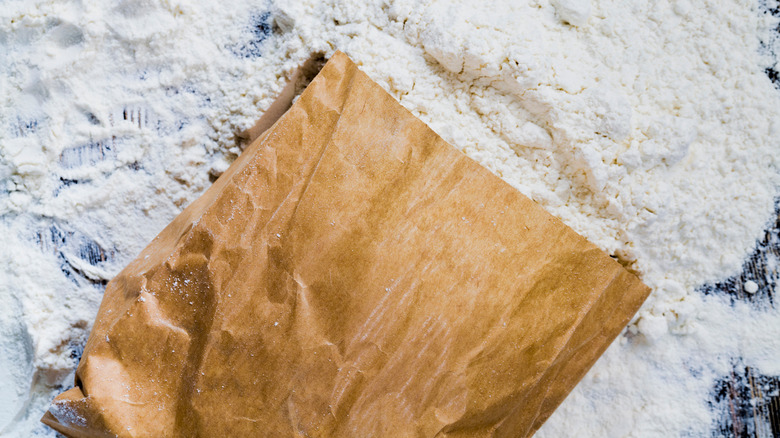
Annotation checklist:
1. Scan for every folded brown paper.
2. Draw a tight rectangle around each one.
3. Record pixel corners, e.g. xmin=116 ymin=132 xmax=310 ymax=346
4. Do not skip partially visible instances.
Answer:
xmin=43 ymin=51 xmax=650 ymax=437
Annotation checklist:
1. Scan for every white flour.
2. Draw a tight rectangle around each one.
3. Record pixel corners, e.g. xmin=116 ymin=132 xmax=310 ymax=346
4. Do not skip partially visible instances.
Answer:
xmin=1 ymin=0 xmax=779 ymax=436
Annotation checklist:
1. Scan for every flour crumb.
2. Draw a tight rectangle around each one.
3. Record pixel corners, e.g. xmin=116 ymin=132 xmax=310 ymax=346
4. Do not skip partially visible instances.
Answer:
xmin=551 ymin=0 xmax=591 ymax=26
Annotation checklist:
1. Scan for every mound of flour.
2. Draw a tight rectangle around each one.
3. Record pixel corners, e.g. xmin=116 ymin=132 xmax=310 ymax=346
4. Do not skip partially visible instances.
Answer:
xmin=1 ymin=0 xmax=779 ymax=435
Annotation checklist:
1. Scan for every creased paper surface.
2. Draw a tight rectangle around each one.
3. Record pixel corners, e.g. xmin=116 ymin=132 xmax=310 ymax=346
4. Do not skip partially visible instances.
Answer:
xmin=42 ymin=52 xmax=649 ymax=438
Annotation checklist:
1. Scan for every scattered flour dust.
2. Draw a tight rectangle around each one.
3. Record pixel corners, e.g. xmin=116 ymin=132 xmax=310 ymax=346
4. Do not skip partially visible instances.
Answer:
xmin=1 ymin=0 xmax=779 ymax=435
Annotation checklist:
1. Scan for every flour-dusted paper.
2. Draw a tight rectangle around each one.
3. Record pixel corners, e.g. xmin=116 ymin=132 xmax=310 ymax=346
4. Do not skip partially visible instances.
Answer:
xmin=42 ymin=52 xmax=649 ymax=438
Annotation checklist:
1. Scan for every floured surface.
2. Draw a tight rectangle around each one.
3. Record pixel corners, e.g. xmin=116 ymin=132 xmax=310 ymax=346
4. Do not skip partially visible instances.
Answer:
xmin=1 ymin=0 xmax=779 ymax=436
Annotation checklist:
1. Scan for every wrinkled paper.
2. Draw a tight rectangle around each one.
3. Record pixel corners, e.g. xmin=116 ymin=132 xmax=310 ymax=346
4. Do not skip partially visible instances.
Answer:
xmin=43 ymin=52 xmax=650 ymax=437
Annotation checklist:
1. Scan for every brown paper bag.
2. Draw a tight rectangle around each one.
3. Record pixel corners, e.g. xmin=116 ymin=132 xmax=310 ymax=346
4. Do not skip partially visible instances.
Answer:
xmin=42 ymin=51 xmax=649 ymax=438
